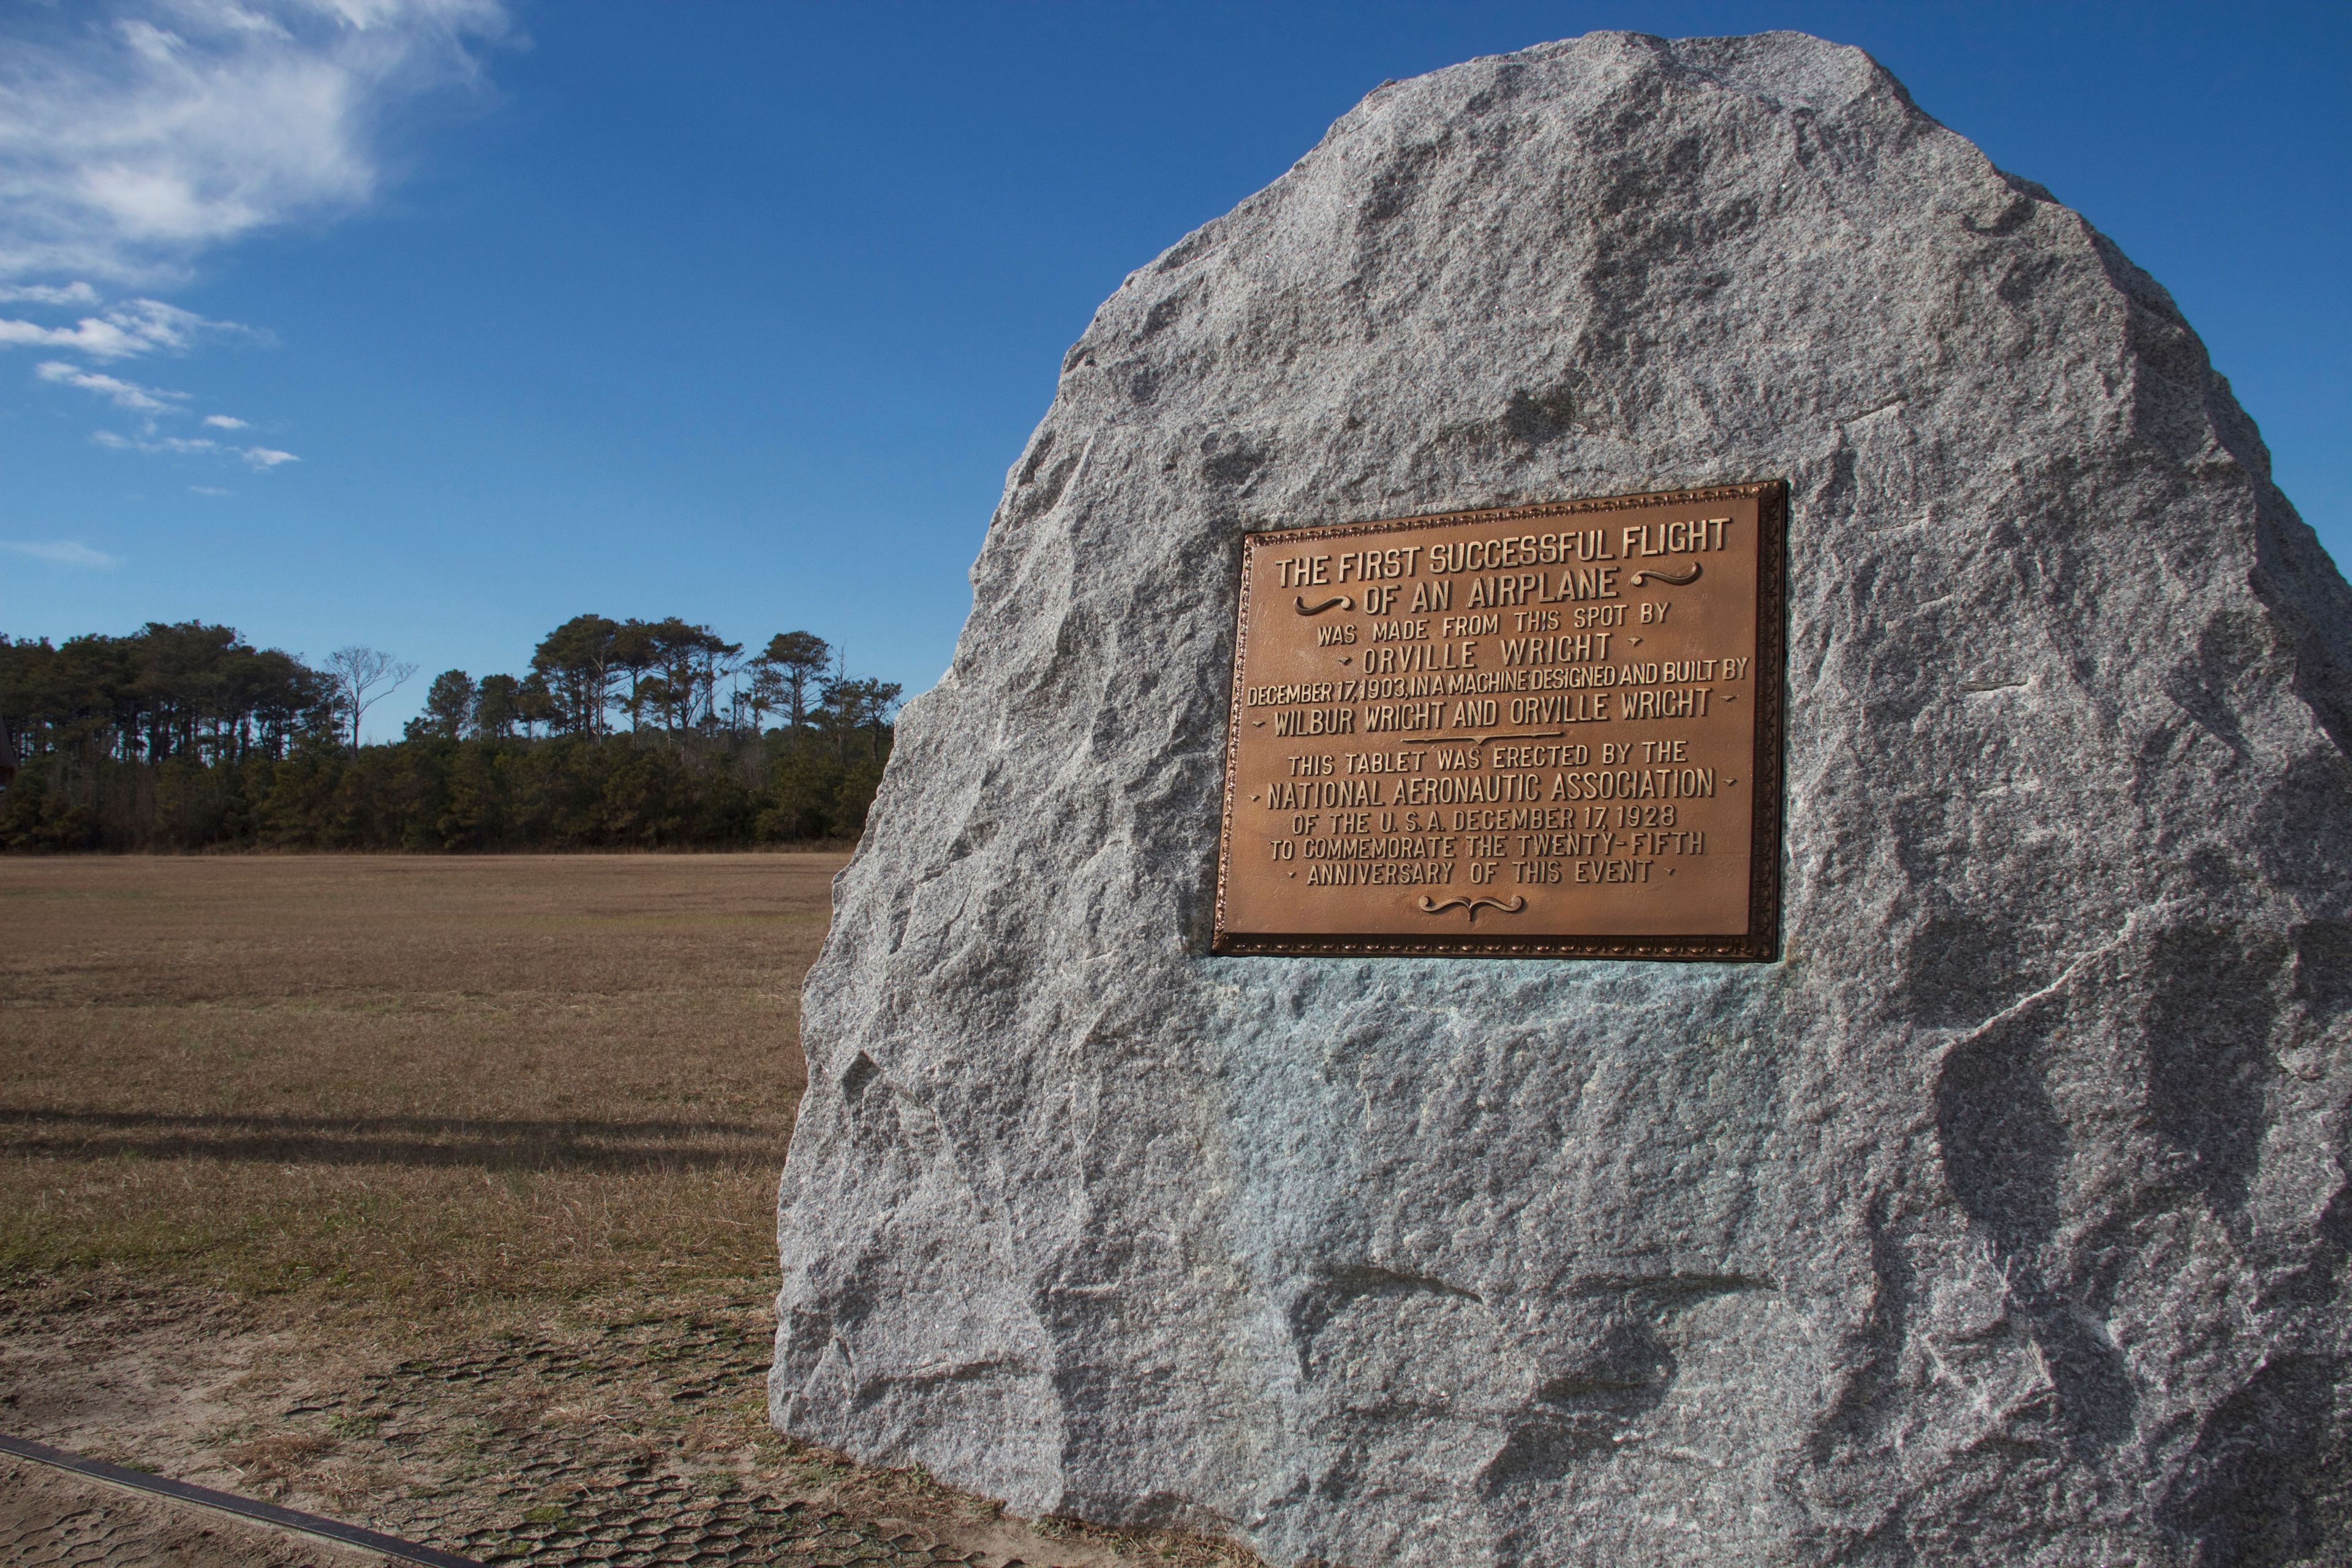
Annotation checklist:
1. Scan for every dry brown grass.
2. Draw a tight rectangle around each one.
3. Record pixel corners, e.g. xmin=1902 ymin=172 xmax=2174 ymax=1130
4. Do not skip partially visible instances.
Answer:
xmin=0 ymin=852 xmax=826 ymax=1310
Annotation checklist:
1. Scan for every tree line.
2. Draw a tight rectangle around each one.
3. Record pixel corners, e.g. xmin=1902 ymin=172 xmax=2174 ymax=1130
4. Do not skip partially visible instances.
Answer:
xmin=0 ymin=616 xmax=903 ymax=852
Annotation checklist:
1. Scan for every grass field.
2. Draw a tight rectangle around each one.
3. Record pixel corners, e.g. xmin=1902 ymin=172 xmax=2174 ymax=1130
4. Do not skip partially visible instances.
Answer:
xmin=1 ymin=853 xmax=819 ymax=1308
xmin=0 ymin=853 xmax=1241 ymax=1568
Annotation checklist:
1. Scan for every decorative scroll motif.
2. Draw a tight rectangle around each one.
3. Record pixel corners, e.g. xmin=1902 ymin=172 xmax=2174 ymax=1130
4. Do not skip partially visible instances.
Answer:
xmin=1630 ymin=562 xmax=1703 ymax=587
xmin=1464 ymin=729 xmax=1568 ymax=747
xmin=1295 ymin=595 xmax=1355 ymax=616
xmin=1417 ymin=895 xmax=1528 ymax=923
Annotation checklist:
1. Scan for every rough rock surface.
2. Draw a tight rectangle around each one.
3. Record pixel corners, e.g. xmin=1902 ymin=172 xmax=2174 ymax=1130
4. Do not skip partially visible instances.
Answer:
xmin=773 ymin=30 xmax=2352 ymax=1567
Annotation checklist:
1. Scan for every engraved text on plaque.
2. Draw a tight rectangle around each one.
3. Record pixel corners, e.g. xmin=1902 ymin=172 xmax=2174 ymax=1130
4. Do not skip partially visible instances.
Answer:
xmin=1212 ymin=482 xmax=1785 ymax=959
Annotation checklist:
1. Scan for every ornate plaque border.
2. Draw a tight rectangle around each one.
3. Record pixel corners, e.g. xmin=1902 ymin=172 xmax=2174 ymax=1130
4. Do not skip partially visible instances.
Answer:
xmin=1209 ymin=480 xmax=1787 ymax=962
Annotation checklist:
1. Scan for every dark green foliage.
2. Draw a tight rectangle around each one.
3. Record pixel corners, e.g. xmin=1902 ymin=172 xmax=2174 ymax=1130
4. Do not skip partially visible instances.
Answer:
xmin=0 ymin=621 xmax=892 ymax=852
xmin=2 ymin=718 xmax=888 ymax=853
xmin=756 ymin=631 xmax=831 ymax=729
xmin=474 ymin=673 xmax=522 ymax=739
xmin=530 ymin=614 xmax=622 ymax=735
xmin=0 ymin=622 xmax=335 ymax=770
xmin=410 ymin=669 xmax=478 ymax=740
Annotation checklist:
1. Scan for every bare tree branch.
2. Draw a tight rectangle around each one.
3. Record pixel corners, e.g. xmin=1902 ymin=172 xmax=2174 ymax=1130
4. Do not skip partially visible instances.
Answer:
xmin=326 ymin=646 xmax=418 ymax=748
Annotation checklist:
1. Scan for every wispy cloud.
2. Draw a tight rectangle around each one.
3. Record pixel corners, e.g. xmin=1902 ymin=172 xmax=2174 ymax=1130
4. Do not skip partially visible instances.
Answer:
xmin=0 ymin=281 xmax=100 ymax=306
xmin=37 ymin=356 xmax=187 ymax=410
xmin=0 ymin=296 xmax=254 ymax=359
xmin=3 ymin=538 xmax=119 ymax=568
xmin=4 ymin=4 xmax=509 ymax=475
xmin=35 ymin=345 xmax=287 ymax=466
xmin=93 ymin=429 xmax=213 ymax=454
xmin=0 ymin=1 xmax=513 ymax=285
xmin=91 ymin=426 xmax=298 ymax=469
xmin=189 ymin=483 xmax=228 ymax=495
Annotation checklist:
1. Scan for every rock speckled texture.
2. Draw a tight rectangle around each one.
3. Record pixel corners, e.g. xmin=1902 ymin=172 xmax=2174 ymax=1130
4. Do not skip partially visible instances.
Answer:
xmin=773 ymin=31 xmax=2352 ymax=1567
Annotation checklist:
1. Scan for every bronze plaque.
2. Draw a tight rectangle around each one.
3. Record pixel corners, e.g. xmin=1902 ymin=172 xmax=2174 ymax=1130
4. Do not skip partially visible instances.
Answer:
xmin=1212 ymin=481 xmax=1785 ymax=960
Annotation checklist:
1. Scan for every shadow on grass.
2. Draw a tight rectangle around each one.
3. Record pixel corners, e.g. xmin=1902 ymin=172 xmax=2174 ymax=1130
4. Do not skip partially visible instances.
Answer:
xmin=0 ymin=1106 xmax=783 ymax=1172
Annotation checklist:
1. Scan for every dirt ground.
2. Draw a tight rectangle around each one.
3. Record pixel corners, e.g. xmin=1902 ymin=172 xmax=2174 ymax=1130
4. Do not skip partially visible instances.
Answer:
xmin=0 ymin=854 xmax=1257 ymax=1568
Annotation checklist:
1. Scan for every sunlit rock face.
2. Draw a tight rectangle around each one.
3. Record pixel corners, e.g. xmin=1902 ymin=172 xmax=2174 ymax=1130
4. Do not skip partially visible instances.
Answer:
xmin=774 ymin=29 xmax=2352 ymax=1567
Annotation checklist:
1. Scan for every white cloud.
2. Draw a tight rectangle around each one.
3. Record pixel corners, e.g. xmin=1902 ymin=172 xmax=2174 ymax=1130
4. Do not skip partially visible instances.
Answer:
xmin=189 ymin=483 xmax=229 ymax=494
xmin=3 ymin=538 xmax=120 ymax=567
xmin=37 ymin=356 xmax=187 ymax=410
xmin=92 ymin=428 xmax=216 ymax=454
xmin=0 ymin=296 xmax=253 ymax=358
xmin=0 ymin=1 xmax=514 ymax=285
xmin=89 ymin=426 xmax=298 ymax=469
xmin=4 ymin=6 xmax=505 ymax=475
xmin=0 ymin=281 xmax=100 ymax=305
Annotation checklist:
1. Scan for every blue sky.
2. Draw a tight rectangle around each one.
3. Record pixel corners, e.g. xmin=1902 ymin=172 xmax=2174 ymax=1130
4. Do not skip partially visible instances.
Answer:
xmin=2 ymin=1 xmax=2345 ymax=739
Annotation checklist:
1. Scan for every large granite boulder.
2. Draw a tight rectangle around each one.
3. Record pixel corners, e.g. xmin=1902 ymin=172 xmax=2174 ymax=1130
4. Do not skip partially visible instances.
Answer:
xmin=773 ymin=29 xmax=2352 ymax=1567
